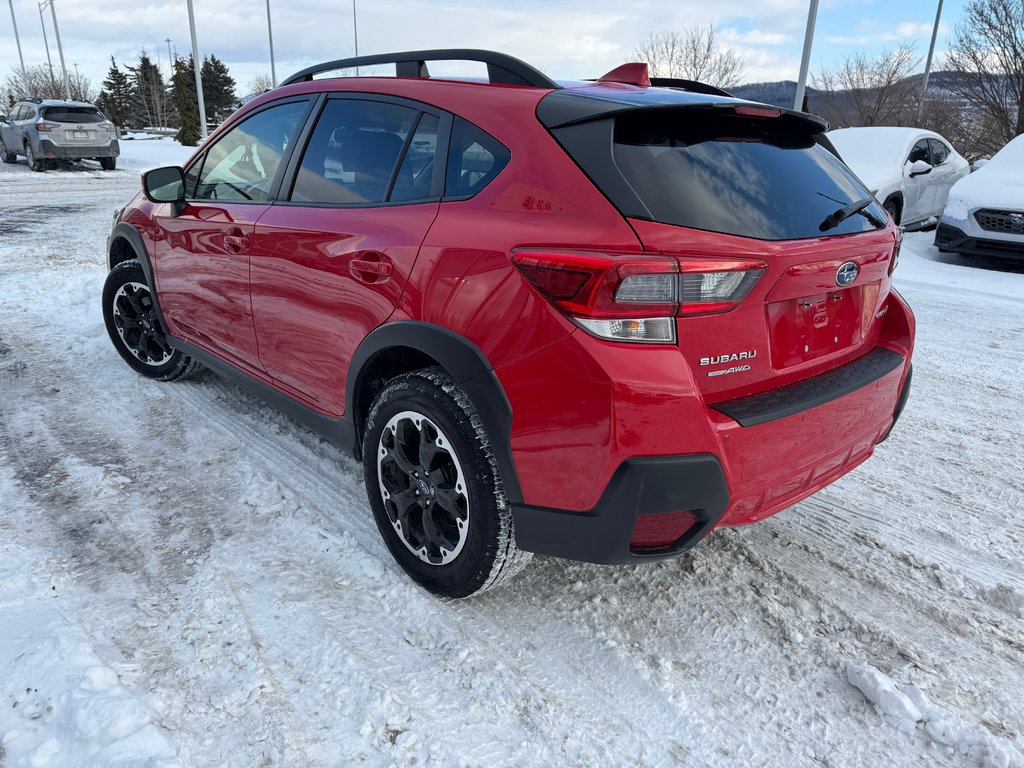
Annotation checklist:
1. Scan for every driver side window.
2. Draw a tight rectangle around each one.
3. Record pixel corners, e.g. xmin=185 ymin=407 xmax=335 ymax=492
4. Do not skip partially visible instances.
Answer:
xmin=908 ymin=139 xmax=930 ymax=165
xmin=193 ymin=100 xmax=308 ymax=202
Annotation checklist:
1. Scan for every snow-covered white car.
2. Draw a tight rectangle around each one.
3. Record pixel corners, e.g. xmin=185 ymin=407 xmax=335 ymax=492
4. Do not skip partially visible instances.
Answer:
xmin=935 ymin=134 xmax=1024 ymax=261
xmin=829 ymin=127 xmax=969 ymax=229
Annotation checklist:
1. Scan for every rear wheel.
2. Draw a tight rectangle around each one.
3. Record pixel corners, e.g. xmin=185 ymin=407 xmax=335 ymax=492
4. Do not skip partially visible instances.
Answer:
xmin=24 ymin=142 xmax=43 ymax=172
xmin=363 ymin=368 xmax=531 ymax=597
xmin=883 ymin=196 xmax=902 ymax=225
xmin=102 ymin=260 xmax=200 ymax=381
xmin=99 ymin=157 xmax=116 ymax=171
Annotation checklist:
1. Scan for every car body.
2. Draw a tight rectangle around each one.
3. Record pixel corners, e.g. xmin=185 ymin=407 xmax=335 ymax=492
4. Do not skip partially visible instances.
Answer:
xmin=101 ymin=50 xmax=914 ymax=596
xmin=0 ymin=99 xmax=119 ymax=171
xmin=935 ymin=134 xmax=1024 ymax=261
xmin=828 ymin=126 xmax=969 ymax=229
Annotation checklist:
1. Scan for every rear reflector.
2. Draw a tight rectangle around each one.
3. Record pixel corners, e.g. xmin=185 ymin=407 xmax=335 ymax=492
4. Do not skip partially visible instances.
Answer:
xmin=630 ymin=510 xmax=699 ymax=549
xmin=511 ymin=249 xmax=766 ymax=342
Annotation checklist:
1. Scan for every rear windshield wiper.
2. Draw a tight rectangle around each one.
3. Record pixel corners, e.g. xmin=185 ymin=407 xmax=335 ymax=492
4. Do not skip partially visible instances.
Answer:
xmin=819 ymin=197 xmax=875 ymax=232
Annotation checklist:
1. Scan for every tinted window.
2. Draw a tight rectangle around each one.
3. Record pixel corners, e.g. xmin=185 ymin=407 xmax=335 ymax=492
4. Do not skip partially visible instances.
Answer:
xmin=390 ymin=113 xmax=440 ymax=202
xmin=42 ymin=106 xmax=104 ymax=123
xmin=291 ymin=99 xmax=417 ymax=205
xmin=194 ymin=100 xmax=308 ymax=202
xmin=908 ymin=139 xmax=930 ymax=164
xmin=444 ymin=118 xmax=510 ymax=198
xmin=928 ymin=138 xmax=949 ymax=165
xmin=608 ymin=110 xmax=886 ymax=241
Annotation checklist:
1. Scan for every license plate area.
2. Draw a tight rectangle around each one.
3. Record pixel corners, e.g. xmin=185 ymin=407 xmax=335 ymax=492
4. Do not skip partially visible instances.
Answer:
xmin=768 ymin=286 xmax=864 ymax=369
xmin=71 ymin=130 xmax=88 ymax=139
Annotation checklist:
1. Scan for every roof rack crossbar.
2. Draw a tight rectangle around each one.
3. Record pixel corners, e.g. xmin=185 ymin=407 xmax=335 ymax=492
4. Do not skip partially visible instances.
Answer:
xmin=282 ymin=49 xmax=560 ymax=89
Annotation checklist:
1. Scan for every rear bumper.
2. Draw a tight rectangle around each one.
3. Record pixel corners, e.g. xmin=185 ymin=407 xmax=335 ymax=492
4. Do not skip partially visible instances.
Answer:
xmin=37 ymin=138 xmax=119 ymax=160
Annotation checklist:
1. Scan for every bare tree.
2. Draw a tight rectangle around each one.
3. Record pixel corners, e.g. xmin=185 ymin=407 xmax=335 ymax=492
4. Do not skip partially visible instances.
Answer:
xmin=631 ymin=27 xmax=745 ymax=89
xmin=247 ymin=74 xmax=274 ymax=95
xmin=944 ymin=0 xmax=1024 ymax=156
xmin=812 ymin=44 xmax=920 ymax=128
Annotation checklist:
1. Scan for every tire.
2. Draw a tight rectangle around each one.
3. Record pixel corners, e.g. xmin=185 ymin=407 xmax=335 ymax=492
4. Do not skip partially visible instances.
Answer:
xmin=24 ymin=142 xmax=44 ymax=172
xmin=99 ymin=157 xmax=116 ymax=171
xmin=363 ymin=368 xmax=531 ymax=597
xmin=883 ymin=196 xmax=902 ymax=225
xmin=102 ymin=260 xmax=200 ymax=381
xmin=0 ymin=138 xmax=15 ymax=164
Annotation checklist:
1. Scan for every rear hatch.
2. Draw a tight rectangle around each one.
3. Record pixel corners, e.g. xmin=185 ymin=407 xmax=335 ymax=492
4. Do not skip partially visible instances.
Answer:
xmin=40 ymin=105 xmax=114 ymax=147
xmin=539 ymin=90 xmax=897 ymax=401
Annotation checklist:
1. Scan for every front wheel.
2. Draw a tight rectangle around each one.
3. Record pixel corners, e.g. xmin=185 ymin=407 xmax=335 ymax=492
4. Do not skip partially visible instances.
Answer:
xmin=362 ymin=368 xmax=531 ymax=597
xmin=883 ymin=196 xmax=902 ymax=226
xmin=102 ymin=260 xmax=200 ymax=381
xmin=0 ymin=139 xmax=15 ymax=164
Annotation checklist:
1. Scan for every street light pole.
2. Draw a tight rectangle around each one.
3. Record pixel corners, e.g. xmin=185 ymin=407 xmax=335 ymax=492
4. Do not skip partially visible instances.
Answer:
xmin=352 ymin=0 xmax=359 ymax=75
xmin=7 ymin=0 xmax=27 ymax=80
xmin=265 ymin=0 xmax=276 ymax=87
xmin=38 ymin=3 xmax=54 ymax=84
xmin=186 ymin=0 xmax=208 ymax=140
xmin=917 ymin=0 xmax=944 ymax=121
xmin=44 ymin=0 xmax=70 ymax=100
xmin=166 ymin=38 xmax=174 ymax=69
xmin=793 ymin=0 xmax=820 ymax=112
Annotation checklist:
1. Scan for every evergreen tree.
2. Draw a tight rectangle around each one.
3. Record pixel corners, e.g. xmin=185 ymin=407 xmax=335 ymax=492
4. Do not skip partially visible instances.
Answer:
xmin=99 ymin=57 xmax=136 ymax=129
xmin=171 ymin=55 xmax=201 ymax=146
xmin=128 ymin=51 xmax=171 ymax=130
xmin=200 ymin=55 xmax=236 ymax=124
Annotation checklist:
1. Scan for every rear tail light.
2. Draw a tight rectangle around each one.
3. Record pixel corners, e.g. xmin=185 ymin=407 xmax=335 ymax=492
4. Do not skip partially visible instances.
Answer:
xmin=511 ymin=250 xmax=765 ymax=343
xmin=630 ymin=510 xmax=699 ymax=549
xmin=889 ymin=229 xmax=902 ymax=276
xmin=35 ymin=122 xmax=59 ymax=132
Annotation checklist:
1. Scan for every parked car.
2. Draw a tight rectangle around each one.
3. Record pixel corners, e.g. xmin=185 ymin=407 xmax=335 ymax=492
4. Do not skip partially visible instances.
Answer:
xmin=102 ymin=50 xmax=914 ymax=597
xmin=935 ymin=134 xmax=1024 ymax=261
xmin=0 ymin=99 xmax=119 ymax=171
xmin=828 ymin=127 xmax=969 ymax=229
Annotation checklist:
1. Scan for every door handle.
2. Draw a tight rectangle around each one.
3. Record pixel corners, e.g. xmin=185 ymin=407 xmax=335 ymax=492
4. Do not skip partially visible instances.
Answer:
xmin=349 ymin=253 xmax=393 ymax=283
xmin=223 ymin=227 xmax=249 ymax=254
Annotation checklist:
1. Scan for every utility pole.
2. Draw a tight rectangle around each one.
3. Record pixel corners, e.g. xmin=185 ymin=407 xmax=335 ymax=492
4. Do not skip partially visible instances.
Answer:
xmin=7 ymin=0 xmax=27 ymax=81
xmin=38 ymin=3 xmax=54 ymax=84
xmin=166 ymin=37 xmax=173 ymax=67
xmin=917 ymin=0 xmax=944 ymax=122
xmin=352 ymin=0 xmax=359 ymax=75
xmin=793 ymin=0 xmax=820 ymax=112
xmin=186 ymin=0 xmax=208 ymax=140
xmin=41 ymin=0 xmax=70 ymax=100
xmin=265 ymin=0 xmax=276 ymax=86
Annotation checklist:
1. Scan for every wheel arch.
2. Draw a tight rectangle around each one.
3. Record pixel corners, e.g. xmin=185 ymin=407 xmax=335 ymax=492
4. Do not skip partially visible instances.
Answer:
xmin=347 ymin=321 xmax=522 ymax=504
xmin=108 ymin=222 xmax=171 ymax=336
xmin=883 ymin=192 xmax=903 ymax=224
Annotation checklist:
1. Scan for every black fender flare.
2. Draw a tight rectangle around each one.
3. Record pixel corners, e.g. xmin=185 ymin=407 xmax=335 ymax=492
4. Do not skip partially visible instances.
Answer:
xmin=347 ymin=321 xmax=522 ymax=504
xmin=108 ymin=222 xmax=172 ymax=336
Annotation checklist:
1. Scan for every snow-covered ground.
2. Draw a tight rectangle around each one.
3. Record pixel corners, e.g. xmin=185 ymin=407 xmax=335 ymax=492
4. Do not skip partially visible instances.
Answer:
xmin=1 ymin=141 xmax=1022 ymax=768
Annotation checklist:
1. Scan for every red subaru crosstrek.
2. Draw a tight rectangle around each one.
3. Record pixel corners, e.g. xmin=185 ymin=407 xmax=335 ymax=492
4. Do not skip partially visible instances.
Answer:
xmin=103 ymin=50 xmax=914 ymax=597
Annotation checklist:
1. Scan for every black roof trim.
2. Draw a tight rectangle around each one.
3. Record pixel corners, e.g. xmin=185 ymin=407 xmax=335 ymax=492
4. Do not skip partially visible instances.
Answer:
xmin=649 ymin=77 xmax=733 ymax=97
xmin=282 ymin=49 xmax=560 ymax=90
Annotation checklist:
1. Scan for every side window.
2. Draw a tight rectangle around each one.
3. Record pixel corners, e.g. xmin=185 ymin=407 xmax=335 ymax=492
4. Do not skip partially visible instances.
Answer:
xmin=290 ymin=99 xmax=418 ymax=205
xmin=908 ymin=139 xmax=930 ymax=165
xmin=444 ymin=118 xmax=510 ymax=198
xmin=389 ymin=114 xmax=439 ymax=203
xmin=194 ymin=100 xmax=308 ymax=202
xmin=12 ymin=105 xmax=26 ymax=121
xmin=928 ymin=139 xmax=949 ymax=165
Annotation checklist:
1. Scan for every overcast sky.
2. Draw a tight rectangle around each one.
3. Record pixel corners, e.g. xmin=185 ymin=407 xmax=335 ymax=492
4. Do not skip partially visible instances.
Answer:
xmin=2 ymin=0 xmax=962 ymax=96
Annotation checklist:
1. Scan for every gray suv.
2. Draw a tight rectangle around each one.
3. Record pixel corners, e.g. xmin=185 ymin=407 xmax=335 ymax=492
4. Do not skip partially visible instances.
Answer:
xmin=0 ymin=99 xmax=119 ymax=171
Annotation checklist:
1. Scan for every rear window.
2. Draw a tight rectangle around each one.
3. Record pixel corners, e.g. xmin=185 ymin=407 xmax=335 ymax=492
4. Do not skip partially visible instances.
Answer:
xmin=599 ymin=110 xmax=885 ymax=240
xmin=42 ymin=106 xmax=104 ymax=123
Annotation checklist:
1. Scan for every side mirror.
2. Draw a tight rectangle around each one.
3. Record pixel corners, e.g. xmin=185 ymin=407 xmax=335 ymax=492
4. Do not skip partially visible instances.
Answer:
xmin=142 ymin=166 xmax=186 ymax=211
xmin=907 ymin=159 xmax=932 ymax=178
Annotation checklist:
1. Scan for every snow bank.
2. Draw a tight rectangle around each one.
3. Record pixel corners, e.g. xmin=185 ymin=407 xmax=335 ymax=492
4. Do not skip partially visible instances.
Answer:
xmin=846 ymin=663 xmax=1020 ymax=768
xmin=116 ymin=136 xmax=193 ymax=172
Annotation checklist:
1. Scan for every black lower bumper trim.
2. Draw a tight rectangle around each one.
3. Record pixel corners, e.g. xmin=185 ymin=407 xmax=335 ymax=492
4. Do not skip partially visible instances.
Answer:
xmin=710 ymin=347 xmax=905 ymax=428
xmin=511 ymin=454 xmax=729 ymax=564
xmin=936 ymin=224 xmax=1024 ymax=260
xmin=38 ymin=139 xmax=119 ymax=159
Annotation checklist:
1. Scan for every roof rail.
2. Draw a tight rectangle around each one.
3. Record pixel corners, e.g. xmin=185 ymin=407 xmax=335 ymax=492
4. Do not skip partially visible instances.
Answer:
xmin=649 ymin=78 xmax=733 ymax=98
xmin=281 ymin=49 xmax=560 ymax=90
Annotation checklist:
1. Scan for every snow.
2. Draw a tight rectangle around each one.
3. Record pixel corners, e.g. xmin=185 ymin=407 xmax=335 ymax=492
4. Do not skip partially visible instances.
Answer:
xmin=1 ymin=151 xmax=1024 ymax=767
xmin=828 ymin=126 xmax=924 ymax=184
xmin=943 ymin=134 xmax=1024 ymax=219
xmin=115 ymin=135 xmax=194 ymax=172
